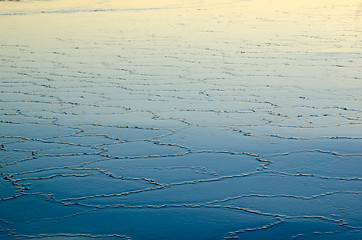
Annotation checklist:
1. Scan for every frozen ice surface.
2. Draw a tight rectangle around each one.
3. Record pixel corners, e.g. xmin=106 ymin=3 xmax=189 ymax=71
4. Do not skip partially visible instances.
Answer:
xmin=0 ymin=0 xmax=361 ymax=239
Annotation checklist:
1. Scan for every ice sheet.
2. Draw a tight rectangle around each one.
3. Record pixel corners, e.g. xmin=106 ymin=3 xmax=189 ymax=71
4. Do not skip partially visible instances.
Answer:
xmin=1 ymin=0 xmax=361 ymax=239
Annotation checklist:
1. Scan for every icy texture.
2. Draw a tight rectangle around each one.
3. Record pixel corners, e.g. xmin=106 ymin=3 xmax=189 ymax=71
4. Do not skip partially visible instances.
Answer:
xmin=0 ymin=0 xmax=361 ymax=239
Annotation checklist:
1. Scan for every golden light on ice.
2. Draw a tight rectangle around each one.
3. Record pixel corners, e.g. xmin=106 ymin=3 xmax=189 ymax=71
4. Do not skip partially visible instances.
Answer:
xmin=1 ymin=0 xmax=356 ymax=53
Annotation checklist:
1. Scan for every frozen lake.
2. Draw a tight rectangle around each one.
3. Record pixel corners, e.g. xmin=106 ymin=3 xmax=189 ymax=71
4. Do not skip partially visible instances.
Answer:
xmin=0 ymin=0 xmax=361 ymax=239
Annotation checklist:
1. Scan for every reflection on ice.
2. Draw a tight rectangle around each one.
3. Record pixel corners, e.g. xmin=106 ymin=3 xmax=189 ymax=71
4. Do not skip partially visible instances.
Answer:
xmin=0 ymin=0 xmax=361 ymax=239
